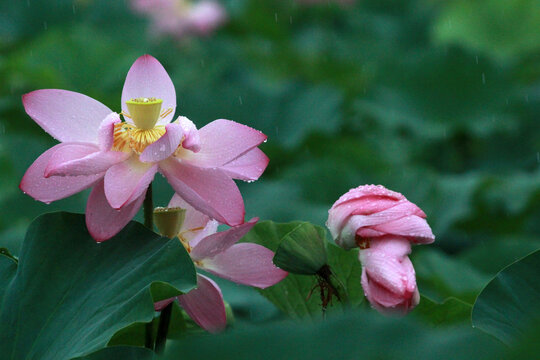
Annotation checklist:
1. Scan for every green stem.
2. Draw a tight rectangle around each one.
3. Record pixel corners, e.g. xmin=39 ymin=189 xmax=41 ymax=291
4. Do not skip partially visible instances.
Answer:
xmin=143 ymin=184 xmax=154 ymax=230
xmin=145 ymin=322 xmax=153 ymax=350
xmin=143 ymin=184 xmax=154 ymax=351
xmin=154 ymin=302 xmax=173 ymax=354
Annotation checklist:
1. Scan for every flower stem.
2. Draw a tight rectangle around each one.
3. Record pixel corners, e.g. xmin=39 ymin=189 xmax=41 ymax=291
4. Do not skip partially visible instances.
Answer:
xmin=154 ymin=302 xmax=173 ymax=354
xmin=143 ymin=184 xmax=154 ymax=351
xmin=143 ymin=184 xmax=154 ymax=230
xmin=145 ymin=322 xmax=153 ymax=350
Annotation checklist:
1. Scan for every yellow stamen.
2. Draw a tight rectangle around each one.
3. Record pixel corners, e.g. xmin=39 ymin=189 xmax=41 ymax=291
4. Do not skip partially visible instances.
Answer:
xmin=188 ymin=226 xmax=204 ymax=232
xmin=160 ymin=107 xmax=173 ymax=119
xmin=178 ymin=234 xmax=192 ymax=253
xmin=120 ymin=111 xmax=132 ymax=119
xmin=112 ymin=122 xmax=165 ymax=154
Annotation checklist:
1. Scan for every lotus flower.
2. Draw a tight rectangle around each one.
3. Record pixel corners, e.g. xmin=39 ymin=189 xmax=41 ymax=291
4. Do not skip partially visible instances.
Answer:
xmin=327 ymin=185 xmax=434 ymax=314
xmin=20 ymin=55 xmax=268 ymax=242
xmin=131 ymin=0 xmax=227 ymax=39
xmin=154 ymin=194 xmax=287 ymax=332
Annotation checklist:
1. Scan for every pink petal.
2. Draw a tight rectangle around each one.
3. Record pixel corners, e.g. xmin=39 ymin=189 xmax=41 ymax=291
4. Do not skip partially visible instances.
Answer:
xmin=22 ymin=89 xmax=113 ymax=143
xmin=361 ymin=266 xmax=419 ymax=314
xmin=191 ymin=119 xmax=267 ymax=167
xmin=221 ymin=148 xmax=269 ymax=181
xmin=121 ymin=55 xmax=176 ymax=125
xmin=362 ymin=268 xmax=404 ymax=308
xmin=200 ymin=243 xmax=288 ymax=288
xmin=190 ymin=218 xmax=257 ymax=261
xmin=98 ymin=113 xmax=121 ymax=151
xmin=160 ymin=158 xmax=245 ymax=226
xmin=177 ymin=274 xmax=226 ymax=333
xmin=86 ymin=180 xmax=145 ymax=242
xmin=327 ymin=197 xmax=402 ymax=243
xmin=168 ymin=193 xmax=211 ymax=228
xmin=154 ymin=297 xmax=175 ymax=312
xmin=331 ymin=185 xmax=405 ymax=209
xmin=359 ymin=238 xmax=415 ymax=297
xmin=371 ymin=216 xmax=435 ymax=244
xmin=168 ymin=193 xmax=217 ymax=247
xmin=369 ymin=237 xmax=412 ymax=257
xmin=339 ymin=201 xmax=426 ymax=240
xmin=189 ymin=220 xmax=219 ymax=248
xmin=336 ymin=197 xmax=398 ymax=217
xmin=104 ymin=157 xmax=158 ymax=209
xmin=45 ymin=149 xmax=129 ymax=177
xmin=356 ymin=228 xmax=386 ymax=238
xmin=20 ymin=144 xmax=103 ymax=203
xmin=139 ymin=122 xmax=183 ymax=162
xmin=351 ymin=199 xmax=425 ymax=219
xmin=44 ymin=143 xmax=100 ymax=177
xmin=178 ymin=116 xmax=201 ymax=153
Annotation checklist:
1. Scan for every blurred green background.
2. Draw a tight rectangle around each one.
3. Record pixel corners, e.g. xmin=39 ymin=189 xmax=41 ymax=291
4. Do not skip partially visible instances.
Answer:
xmin=0 ymin=0 xmax=539 ymax=354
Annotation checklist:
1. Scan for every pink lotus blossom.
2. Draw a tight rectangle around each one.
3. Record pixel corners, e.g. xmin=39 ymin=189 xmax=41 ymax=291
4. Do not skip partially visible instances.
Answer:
xmin=20 ymin=55 xmax=268 ymax=242
xmin=154 ymin=194 xmax=287 ymax=333
xmin=327 ymin=185 xmax=434 ymax=314
xmin=131 ymin=0 xmax=227 ymax=39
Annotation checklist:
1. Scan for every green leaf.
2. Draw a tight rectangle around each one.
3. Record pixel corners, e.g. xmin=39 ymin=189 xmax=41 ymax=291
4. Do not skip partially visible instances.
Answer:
xmin=472 ymin=250 xmax=540 ymax=344
xmin=0 ymin=247 xmax=17 ymax=262
xmin=413 ymin=249 xmax=490 ymax=304
xmin=413 ymin=296 xmax=472 ymax=326
xmin=108 ymin=301 xmax=197 ymax=347
xmin=0 ymin=212 xmax=197 ymax=360
xmin=160 ymin=310 xmax=503 ymax=360
xmin=0 ymin=253 xmax=17 ymax=303
xmin=243 ymin=221 xmax=363 ymax=319
xmin=273 ymin=222 xmax=328 ymax=275
xmin=460 ymin=238 xmax=540 ymax=276
xmin=433 ymin=0 xmax=540 ymax=61
xmin=74 ymin=346 xmax=154 ymax=360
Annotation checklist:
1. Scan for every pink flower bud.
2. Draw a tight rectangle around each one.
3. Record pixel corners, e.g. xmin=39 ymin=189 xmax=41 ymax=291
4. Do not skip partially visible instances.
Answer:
xmin=326 ymin=185 xmax=435 ymax=250
xmin=327 ymin=185 xmax=434 ymax=314
xmin=359 ymin=237 xmax=419 ymax=314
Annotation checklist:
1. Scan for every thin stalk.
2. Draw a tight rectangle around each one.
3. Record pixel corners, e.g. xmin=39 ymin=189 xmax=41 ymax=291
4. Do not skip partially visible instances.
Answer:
xmin=143 ymin=184 xmax=154 ymax=230
xmin=154 ymin=302 xmax=173 ymax=354
xmin=145 ymin=322 xmax=153 ymax=349
xmin=143 ymin=184 xmax=154 ymax=350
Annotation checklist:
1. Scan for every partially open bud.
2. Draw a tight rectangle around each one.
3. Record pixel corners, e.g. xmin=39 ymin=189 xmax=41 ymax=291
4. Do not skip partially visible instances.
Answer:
xmin=153 ymin=207 xmax=186 ymax=238
xmin=327 ymin=185 xmax=434 ymax=316
xmin=126 ymin=97 xmax=163 ymax=130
